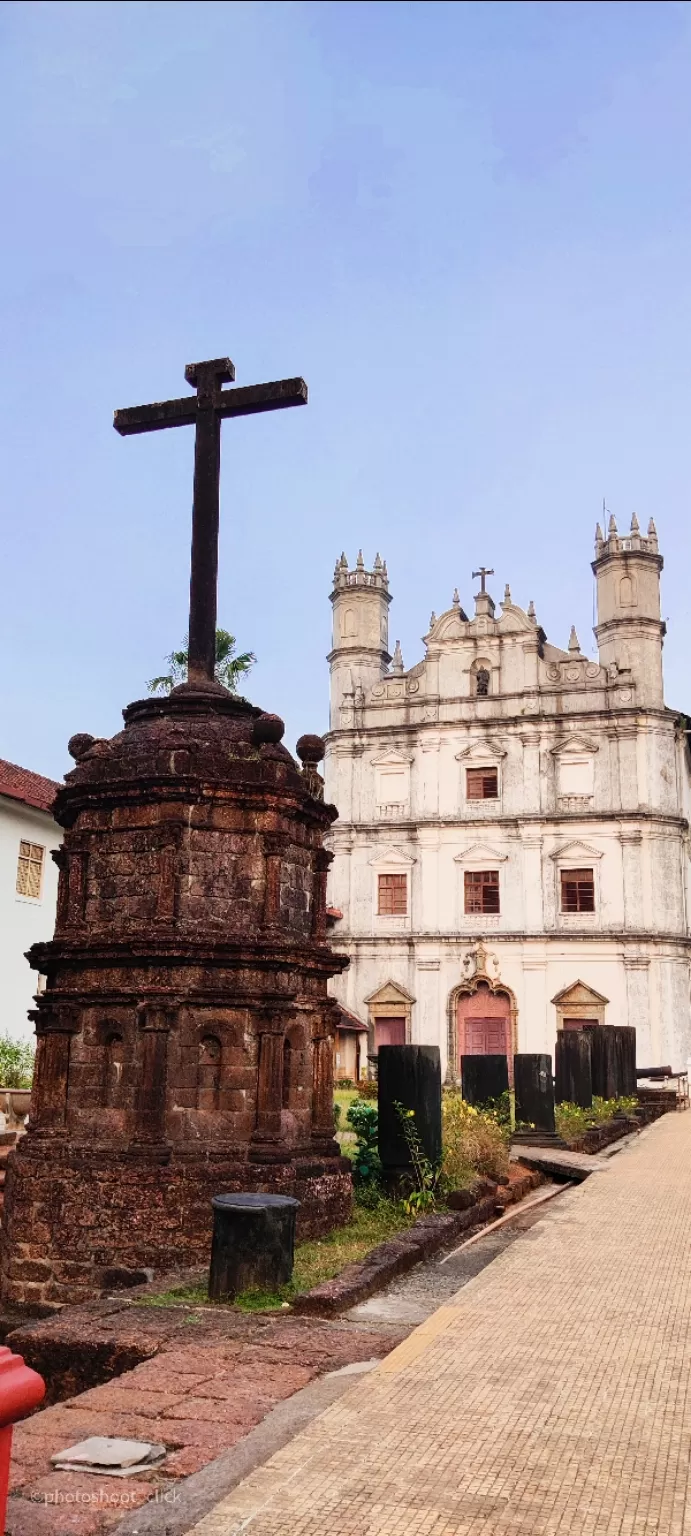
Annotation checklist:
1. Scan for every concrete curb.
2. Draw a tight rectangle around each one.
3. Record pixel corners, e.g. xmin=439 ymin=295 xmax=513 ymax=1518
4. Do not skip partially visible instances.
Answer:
xmin=292 ymin=1167 xmax=542 ymax=1317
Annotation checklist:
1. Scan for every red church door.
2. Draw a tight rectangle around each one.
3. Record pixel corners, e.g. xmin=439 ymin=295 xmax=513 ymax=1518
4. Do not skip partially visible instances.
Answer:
xmin=375 ymin=1017 xmax=406 ymax=1050
xmin=457 ymin=985 xmax=512 ymax=1081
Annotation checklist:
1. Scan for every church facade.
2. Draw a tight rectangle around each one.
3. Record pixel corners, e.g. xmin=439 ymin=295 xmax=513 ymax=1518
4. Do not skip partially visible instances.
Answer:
xmin=324 ymin=519 xmax=691 ymax=1079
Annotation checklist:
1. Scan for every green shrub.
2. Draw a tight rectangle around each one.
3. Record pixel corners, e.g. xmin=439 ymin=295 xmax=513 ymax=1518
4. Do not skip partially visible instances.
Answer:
xmin=440 ymin=1092 xmax=509 ymax=1188
xmin=555 ymin=1096 xmax=638 ymax=1145
xmin=356 ymin=1078 xmax=378 ymax=1100
xmin=0 ymin=1035 xmax=35 ymax=1089
xmin=346 ymin=1099 xmax=382 ymax=1190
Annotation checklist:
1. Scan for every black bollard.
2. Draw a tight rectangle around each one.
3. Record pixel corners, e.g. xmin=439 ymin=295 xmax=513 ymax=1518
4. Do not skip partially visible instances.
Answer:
xmin=461 ymin=1054 xmax=509 ymax=1109
xmin=513 ymin=1053 xmax=560 ymax=1144
xmin=585 ymin=1027 xmax=619 ymax=1100
xmin=208 ymin=1193 xmax=300 ymax=1301
xmin=377 ymin=1045 xmax=442 ymax=1178
xmin=555 ymin=1031 xmax=593 ymax=1109
xmin=611 ymin=1026 xmax=637 ymax=1098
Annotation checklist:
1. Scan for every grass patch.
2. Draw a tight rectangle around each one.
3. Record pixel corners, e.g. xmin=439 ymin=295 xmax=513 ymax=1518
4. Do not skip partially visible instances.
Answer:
xmin=139 ymin=1198 xmax=412 ymax=1313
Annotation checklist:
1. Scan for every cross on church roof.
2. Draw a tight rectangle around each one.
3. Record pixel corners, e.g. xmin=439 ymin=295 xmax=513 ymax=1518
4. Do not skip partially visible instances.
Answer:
xmin=114 ymin=358 xmax=307 ymax=686
xmin=472 ymin=566 xmax=494 ymax=594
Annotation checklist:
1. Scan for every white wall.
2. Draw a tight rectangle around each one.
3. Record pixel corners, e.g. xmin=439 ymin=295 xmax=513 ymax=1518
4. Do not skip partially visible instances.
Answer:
xmin=0 ymin=797 xmax=62 ymax=1040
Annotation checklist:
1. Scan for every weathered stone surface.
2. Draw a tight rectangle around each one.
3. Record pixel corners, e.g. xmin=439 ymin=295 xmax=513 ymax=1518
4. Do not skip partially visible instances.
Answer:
xmin=208 ymin=1194 xmax=299 ymax=1300
xmin=377 ymin=1045 xmax=442 ymax=1174
xmin=2 ymin=686 xmax=351 ymax=1308
xmin=555 ymin=1031 xmax=593 ymax=1109
xmin=585 ymin=1026 xmax=620 ymax=1100
xmin=461 ymin=1054 xmax=509 ymax=1108
xmin=514 ymin=1054 xmax=556 ymax=1134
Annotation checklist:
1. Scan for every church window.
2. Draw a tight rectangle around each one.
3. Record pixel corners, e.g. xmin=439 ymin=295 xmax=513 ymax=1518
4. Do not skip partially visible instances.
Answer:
xmin=377 ymin=873 xmax=407 ymax=915
xmin=466 ymin=767 xmax=498 ymax=800
xmin=475 ymin=668 xmax=490 ymax=696
xmin=16 ymin=841 xmax=45 ymax=900
xmin=560 ymin=869 xmax=595 ymax=914
xmin=619 ymin=576 xmax=634 ymax=607
xmin=464 ymin=870 xmax=500 ymax=914
xmin=197 ymin=1035 xmax=222 ymax=1111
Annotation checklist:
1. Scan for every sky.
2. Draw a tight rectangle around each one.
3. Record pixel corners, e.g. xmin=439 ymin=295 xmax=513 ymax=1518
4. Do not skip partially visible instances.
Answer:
xmin=1 ymin=0 xmax=691 ymax=781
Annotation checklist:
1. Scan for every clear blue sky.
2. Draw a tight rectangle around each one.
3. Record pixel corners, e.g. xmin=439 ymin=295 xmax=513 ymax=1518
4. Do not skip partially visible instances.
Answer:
xmin=1 ymin=1 xmax=690 ymax=780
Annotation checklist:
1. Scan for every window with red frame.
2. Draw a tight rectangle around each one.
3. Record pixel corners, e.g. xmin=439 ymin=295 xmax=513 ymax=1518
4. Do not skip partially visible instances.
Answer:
xmin=560 ymin=868 xmax=595 ymax=913
xmin=377 ymin=873 xmax=407 ymax=916
xmin=464 ymin=870 xmax=500 ymax=915
xmin=466 ymin=767 xmax=499 ymax=800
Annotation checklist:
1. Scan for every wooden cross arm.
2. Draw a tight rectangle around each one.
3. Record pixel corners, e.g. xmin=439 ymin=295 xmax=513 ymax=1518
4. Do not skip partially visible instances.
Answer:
xmin=113 ymin=377 xmax=308 ymax=436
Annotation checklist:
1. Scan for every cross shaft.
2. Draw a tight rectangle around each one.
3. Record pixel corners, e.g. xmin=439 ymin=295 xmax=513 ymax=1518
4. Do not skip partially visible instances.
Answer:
xmin=114 ymin=358 xmax=307 ymax=685
xmin=472 ymin=566 xmax=494 ymax=594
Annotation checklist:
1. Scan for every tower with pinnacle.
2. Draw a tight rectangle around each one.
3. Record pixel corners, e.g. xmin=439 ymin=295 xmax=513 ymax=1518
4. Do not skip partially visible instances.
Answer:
xmin=328 ymin=552 xmax=391 ymax=728
xmin=593 ymin=514 xmax=664 ymax=706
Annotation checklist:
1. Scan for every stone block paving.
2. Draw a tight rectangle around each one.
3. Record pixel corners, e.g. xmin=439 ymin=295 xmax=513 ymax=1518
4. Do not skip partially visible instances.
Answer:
xmin=189 ymin=1114 xmax=691 ymax=1536
xmin=6 ymin=1319 xmax=403 ymax=1534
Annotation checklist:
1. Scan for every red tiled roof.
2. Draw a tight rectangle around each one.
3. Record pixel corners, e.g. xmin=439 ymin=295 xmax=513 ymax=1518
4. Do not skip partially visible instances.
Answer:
xmin=336 ymin=1004 xmax=368 ymax=1034
xmin=0 ymin=758 xmax=61 ymax=813
xmin=326 ymin=906 xmax=343 ymax=922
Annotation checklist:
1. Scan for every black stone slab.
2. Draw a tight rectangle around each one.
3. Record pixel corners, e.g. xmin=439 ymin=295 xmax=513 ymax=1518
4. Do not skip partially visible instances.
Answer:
xmin=514 ymin=1054 xmax=555 ymax=1134
xmin=612 ymin=1026 xmax=637 ymax=1097
xmin=461 ymin=1055 xmax=509 ymax=1109
xmin=555 ymin=1031 xmax=593 ymax=1109
xmin=585 ymin=1027 xmax=619 ymax=1100
xmin=377 ymin=1045 xmax=442 ymax=1173
xmin=208 ymin=1193 xmax=300 ymax=1301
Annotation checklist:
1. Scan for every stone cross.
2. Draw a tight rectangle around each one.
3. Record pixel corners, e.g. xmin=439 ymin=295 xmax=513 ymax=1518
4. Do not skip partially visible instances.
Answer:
xmin=114 ymin=358 xmax=307 ymax=685
xmin=472 ymin=566 xmax=494 ymax=594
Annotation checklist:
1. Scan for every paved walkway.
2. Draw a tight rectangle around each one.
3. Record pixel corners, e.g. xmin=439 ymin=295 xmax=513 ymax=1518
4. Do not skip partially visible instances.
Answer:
xmin=187 ymin=1113 xmax=691 ymax=1536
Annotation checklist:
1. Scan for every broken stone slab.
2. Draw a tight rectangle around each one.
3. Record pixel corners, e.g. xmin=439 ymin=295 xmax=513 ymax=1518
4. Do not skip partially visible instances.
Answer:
xmin=51 ymin=1435 xmax=166 ymax=1476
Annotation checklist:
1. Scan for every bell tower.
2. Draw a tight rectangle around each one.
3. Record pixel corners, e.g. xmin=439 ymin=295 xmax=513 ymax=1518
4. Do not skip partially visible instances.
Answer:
xmin=328 ymin=551 xmax=391 ymax=728
xmin=592 ymin=514 xmax=665 ymax=707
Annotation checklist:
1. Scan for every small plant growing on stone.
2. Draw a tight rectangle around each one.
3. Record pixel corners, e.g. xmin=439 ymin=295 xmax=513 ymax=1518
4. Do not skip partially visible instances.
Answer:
xmin=394 ymin=1102 xmax=441 ymax=1216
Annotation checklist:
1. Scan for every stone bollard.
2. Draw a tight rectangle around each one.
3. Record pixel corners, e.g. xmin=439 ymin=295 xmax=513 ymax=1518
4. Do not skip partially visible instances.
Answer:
xmin=555 ymin=1031 xmax=593 ymax=1109
xmin=0 ymin=1346 xmax=45 ymax=1530
xmin=612 ymin=1026 xmax=637 ymax=1098
xmin=512 ymin=1054 xmax=565 ymax=1145
xmin=208 ymin=1193 xmax=301 ymax=1302
xmin=377 ymin=1045 xmax=442 ymax=1182
xmin=585 ymin=1027 xmax=620 ymax=1100
xmin=461 ymin=1054 xmax=509 ymax=1109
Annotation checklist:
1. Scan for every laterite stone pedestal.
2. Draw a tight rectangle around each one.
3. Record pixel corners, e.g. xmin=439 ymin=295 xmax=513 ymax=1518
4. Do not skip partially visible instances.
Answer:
xmin=1 ymin=687 xmax=351 ymax=1312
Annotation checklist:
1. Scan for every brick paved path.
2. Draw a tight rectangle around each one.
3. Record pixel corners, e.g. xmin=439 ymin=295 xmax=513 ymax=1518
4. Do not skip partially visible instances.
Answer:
xmin=188 ymin=1114 xmax=691 ymax=1536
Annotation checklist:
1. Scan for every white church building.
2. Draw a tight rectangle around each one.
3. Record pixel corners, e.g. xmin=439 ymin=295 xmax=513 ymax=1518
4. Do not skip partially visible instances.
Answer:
xmin=324 ymin=518 xmax=691 ymax=1079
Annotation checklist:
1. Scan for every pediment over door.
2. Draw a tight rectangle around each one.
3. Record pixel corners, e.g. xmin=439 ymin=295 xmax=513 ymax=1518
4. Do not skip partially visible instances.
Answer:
xmin=364 ymin=980 xmax=416 ymax=1008
xmin=551 ymin=979 xmax=609 ymax=1007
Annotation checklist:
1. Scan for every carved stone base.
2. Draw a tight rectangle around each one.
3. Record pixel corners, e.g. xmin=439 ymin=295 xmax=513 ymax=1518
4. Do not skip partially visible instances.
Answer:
xmin=1 ymin=1137 xmax=352 ymax=1313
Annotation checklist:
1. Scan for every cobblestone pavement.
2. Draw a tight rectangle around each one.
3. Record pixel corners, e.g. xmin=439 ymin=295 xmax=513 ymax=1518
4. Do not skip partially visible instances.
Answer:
xmin=188 ymin=1114 xmax=691 ymax=1536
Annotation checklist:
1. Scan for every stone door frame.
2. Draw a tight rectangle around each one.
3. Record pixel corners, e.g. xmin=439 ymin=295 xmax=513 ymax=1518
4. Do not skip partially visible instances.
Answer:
xmin=447 ymin=975 xmax=518 ymax=1084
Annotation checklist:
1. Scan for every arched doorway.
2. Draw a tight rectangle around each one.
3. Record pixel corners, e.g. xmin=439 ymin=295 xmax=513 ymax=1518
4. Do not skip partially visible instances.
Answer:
xmin=456 ymin=983 xmax=513 ymax=1082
